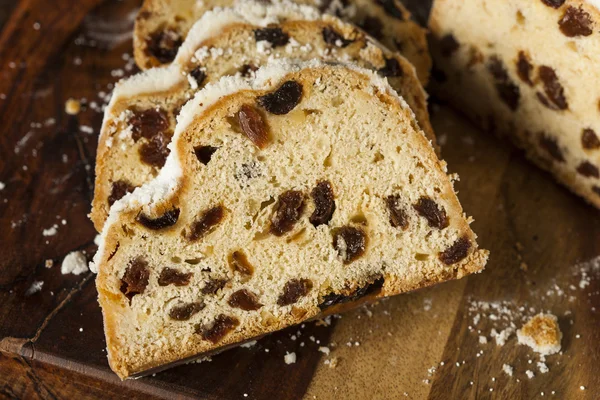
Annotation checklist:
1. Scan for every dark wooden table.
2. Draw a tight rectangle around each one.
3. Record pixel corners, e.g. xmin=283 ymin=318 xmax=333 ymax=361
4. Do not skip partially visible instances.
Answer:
xmin=0 ymin=0 xmax=599 ymax=399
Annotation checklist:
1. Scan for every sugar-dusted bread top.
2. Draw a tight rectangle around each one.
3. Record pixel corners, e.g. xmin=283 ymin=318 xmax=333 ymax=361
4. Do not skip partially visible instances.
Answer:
xmin=134 ymin=0 xmax=431 ymax=83
xmin=92 ymin=59 xmax=487 ymax=379
xmin=91 ymin=2 xmax=436 ymax=231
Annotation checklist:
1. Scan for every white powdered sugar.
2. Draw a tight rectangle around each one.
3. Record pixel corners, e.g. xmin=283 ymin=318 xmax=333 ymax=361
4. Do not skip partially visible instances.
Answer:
xmin=61 ymin=251 xmax=89 ymax=275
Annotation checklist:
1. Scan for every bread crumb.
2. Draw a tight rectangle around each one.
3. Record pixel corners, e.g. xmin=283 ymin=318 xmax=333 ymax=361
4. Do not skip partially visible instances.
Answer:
xmin=239 ymin=340 xmax=257 ymax=348
xmin=318 ymin=346 xmax=330 ymax=355
xmin=0 ymin=182 xmax=5 ymax=190
xmin=517 ymin=313 xmax=562 ymax=355
xmin=61 ymin=251 xmax=89 ymax=275
xmin=479 ymin=336 xmax=488 ymax=344
xmin=526 ymin=370 xmax=535 ymax=379
xmin=43 ymin=225 xmax=59 ymax=237
xmin=65 ymin=98 xmax=81 ymax=115
xmin=502 ymin=364 xmax=513 ymax=377
xmin=25 ymin=280 xmax=43 ymax=296
xmin=45 ymin=259 xmax=53 ymax=268
xmin=284 ymin=352 xmax=296 ymax=364
xmin=537 ymin=361 xmax=549 ymax=374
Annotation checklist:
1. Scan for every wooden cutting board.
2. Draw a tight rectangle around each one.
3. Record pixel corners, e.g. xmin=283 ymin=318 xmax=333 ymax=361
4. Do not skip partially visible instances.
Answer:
xmin=0 ymin=0 xmax=598 ymax=398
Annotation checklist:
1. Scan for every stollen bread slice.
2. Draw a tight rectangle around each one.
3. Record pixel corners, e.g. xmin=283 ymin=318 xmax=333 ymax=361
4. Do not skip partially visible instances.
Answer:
xmin=133 ymin=0 xmax=431 ymax=84
xmin=429 ymin=0 xmax=600 ymax=208
xmin=90 ymin=2 xmax=436 ymax=231
xmin=92 ymin=59 xmax=488 ymax=379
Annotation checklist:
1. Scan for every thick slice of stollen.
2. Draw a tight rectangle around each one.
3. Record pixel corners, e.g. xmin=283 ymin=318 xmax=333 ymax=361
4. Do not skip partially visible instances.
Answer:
xmin=429 ymin=0 xmax=600 ymax=208
xmin=134 ymin=0 xmax=431 ymax=83
xmin=91 ymin=1 xmax=436 ymax=231
xmin=92 ymin=59 xmax=488 ymax=379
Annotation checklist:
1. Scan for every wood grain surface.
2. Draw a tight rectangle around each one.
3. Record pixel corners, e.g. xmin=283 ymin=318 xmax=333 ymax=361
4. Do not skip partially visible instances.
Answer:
xmin=0 ymin=0 xmax=598 ymax=399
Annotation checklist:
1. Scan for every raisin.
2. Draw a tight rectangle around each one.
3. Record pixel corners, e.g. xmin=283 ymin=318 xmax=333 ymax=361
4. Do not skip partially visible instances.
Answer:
xmin=108 ymin=180 xmax=135 ymax=206
xmin=139 ymin=132 xmax=171 ymax=167
xmin=538 ymin=66 xmax=568 ymax=110
xmin=190 ymin=67 xmax=206 ymax=87
xmin=237 ymin=105 xmax=270 ymax=149
xmin=541 ymin=0 xmax=565 ymax=8
xmin=576 ymin=161 xmax=599 ymax=178
xmin=413 ymin=197 xmax=449 ymax=230
xmin=593 ymin=186 xmax=600 ymax=196
xmin=378 ymin=57 xmax=403 ymax=77
xmin=439 ymin=236 xmax=472 ymax=265
xmin=185 ymin=206 xmax=225 ymax=241
xmin=333 ymin=226 xmax=367 ymax=264
xmin=431 ymin=66 xmax=447 ymax=83
xmin=582 ymin=129 xmax=600 ymax=150
xmin=322 ymin=27 xmax=354 ymax=47
xmin=258 ymin=81 xmax=303 ymax=115
xmin=228 ymin=251 xmax=254 ymax=277
xmin=386 ymin=194 xmax=408 ymax=230
xmin=359 ymin=16 xmax=383 ymax=40
xmin=375 ymin=0 xmax=404 ymax=20
xmin=310 ymin=181 xmax=335 ymax=227
xmin=146 ymin=28 xmax=182 ymax=63
xmin=158 ymin=267 xmax=193 ymax=286
xmin=129 ymin=108 xmax=170 ymax=142
xmin=487 ymin=56 xmax=520 ymax=111
xmin=440 ymin=34 xmax=460 ymax=57
xmin=228 ymin=289 xmax=263 ymax=311
xmin=318 ymin=276 xmax=383 ymax=310
xmin=559 ymin=6 xmax=593 ymax=37
xmin=240 ymin=64 xmax=258 ymax=77
xmin=169 ymin=302 xmax=205 ymax=321
xmin=516 ymin=51 xmax=533 ymax=86
xmin=277 ymin=279 xmax=313 ymax=306
xmin=539 ymin=134 xmax=565 ymax=162
xmin=137 ymin=208 xmax=180 ymax=230
xmin=196 ymin=314 xmax=239 ymax=343
xmin=120 ymin=257 xmax=150 ymax=300
xmin=194 ymin=145 xmax=218 ymax=165
xmin=202 ymin=278 xmax=228 ymax=295
xmin=270 ymin=190 xmax=305 ymax=236
xmin=254 ymin=27 xmax=289 ymax=47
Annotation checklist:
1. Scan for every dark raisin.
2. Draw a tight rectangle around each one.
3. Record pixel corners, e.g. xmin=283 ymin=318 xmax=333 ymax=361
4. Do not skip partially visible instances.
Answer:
xmin=228 ymin=289 xmax=263 ymax=311
xmin=196 ymin=314 xmax=239 ymax=343
xmin=576 ymin=161 xmax=599 ymax=178
xmin=322 ymin=27 xmax=354 ymax=47
xmin=539 ymin=134 xmax=565 ymax=162
xmin=310 ymin=181 xmax=335 ymax=227
xmin=386 ymin=194 xmax=408 ymax=230
xmin=254 ymin=27 xmax=289 ymax=47
xmin=378 ymin=57 xmax=403 ymax=77
xmin=194 ymin=145 xmax=218 ymax=165
xmin=129 ymin=108 xmax=170 ymax=142
xmin=375 ymin=0 xmax=404 ymax=20
xmin=333 ymin=226 xmax=367 ymax=264
xmin=158 ymin=267 xmax=193 ymax=286
xmin=202 ymin=278 xmax=228 ymax=295
xmin=359 ymin=16 xmax=383 ymax=40
xmin=240 ymin=64 xmax=258 ymax=77
xmin=559 ymin=6 xmax=593 ymax=37
xmin=185 ymin=206 xmax=225 ymax=241
xmin=258 ymin=81 xmax=303 ymax=115
xmin=120 ymin=257 xmax=150 ymax=300
xmin=169 ymin=302 xmax=205 ymax=321
xmin=431 ymin=66 xmax=448 ymax=83
xmin=137 ymin=208 xmax=180 ymax=230
xmin=318 ymin=276 xmax=383 ymax=310
xmin=538 ymin=66 xmax=568 ymax=110
xmin=277 ymin=279 xmax=313 ymax=306
xmin=413 ymin=197 xmax=449 ymax=229
xmin=146 ymin=28 xmax=182 ymax=63
xmin=237 ymin=105 xmax=270 ymax=149
xmin=487 ymin=56 xmax=520 ymax=111
xmin=270 ymin=190 xmax=305 ymax=236
xmin=440 ymin=34 xmax=460 ymax=57
xmin=228 ymin=251 xmax=254 ymax=277
xmin=108 ymin=180 xmax=135 ymax=206
xmin=190 ymin=67 xmax=206 ymax=87
xmin=139 ymin=132 xmax=171 ymax=167
xmin=487 ymin=56 xmax=509 ymax=81
xmin=582 ymin=129 xmax=600 ymax=150
xmin=541 ymin=0 xmax=565 ymax=8
xmin=439 ymin=236 xmax=472 ymax=265
xmin=516 ymin=51 xmax=533 ymax=86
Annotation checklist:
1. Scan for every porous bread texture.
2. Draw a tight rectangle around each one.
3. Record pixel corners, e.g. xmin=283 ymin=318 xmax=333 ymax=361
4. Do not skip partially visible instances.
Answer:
xmin=91 ymin=4 xmax=436 ymax=231
xmin=94 ymin=60 xmax=488 ymax=379
xmin=134 ymin=0 xmax=431 ymax=83
xmin=517 ymin=313 xmax=562 ymax=356
xmin=429 ymin=0 xmax=600 ymax=208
